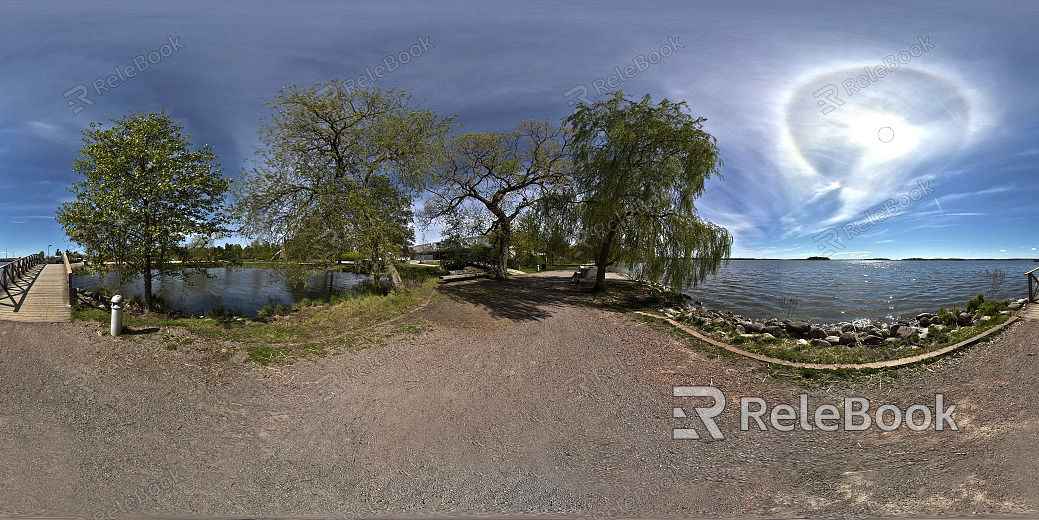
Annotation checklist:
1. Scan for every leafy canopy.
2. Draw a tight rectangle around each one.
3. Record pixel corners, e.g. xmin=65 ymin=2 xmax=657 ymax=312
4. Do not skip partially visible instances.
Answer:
xmin=56 ymin=110 xmax=230 ymax=309
xmin=234 ymin=82 xmax=453 ymax=291
xmin=565 ymin=91 xmax=731 ymax=290
xmin=422 ymin=120 xmax=570 ymax=279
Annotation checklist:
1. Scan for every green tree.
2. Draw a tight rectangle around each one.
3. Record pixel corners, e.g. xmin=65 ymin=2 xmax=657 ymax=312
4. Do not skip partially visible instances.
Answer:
xmin=56 ymin=110 xmax=230 ymax=310
xmin=530 ymin=193 xmax=580 ymax=266
xmin=235 ymin=82 xmax=452 ymax=292
xmin=511 ymin=212 xmax=542 ymax=269
xmin=423 ymin=120 xmax=570 ymax=279
xmin=565 ymin=92 xmax=732 ymax=291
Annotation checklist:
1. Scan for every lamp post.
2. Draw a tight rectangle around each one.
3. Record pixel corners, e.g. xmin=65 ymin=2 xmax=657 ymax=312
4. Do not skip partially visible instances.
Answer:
xmin=48 ymin=245 xmax=52 ymax=257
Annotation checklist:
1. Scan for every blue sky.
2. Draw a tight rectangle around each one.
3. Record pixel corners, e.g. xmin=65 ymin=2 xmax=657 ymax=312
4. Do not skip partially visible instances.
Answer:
xmin=1 ymin=1 xmax=1036 ymax=259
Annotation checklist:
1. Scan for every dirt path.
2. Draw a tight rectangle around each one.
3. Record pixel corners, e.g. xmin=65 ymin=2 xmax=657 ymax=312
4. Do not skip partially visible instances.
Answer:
xmin=0 ymin=270 xmax=1037 ymax=518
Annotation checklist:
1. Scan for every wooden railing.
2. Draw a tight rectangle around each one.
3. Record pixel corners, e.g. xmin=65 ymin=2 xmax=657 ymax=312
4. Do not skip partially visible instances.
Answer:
xmin=62 ymin=252 xmax=74 ymax=306
xmin=1 ymin=252 xmax=45 ymax=302
xmin=1028 ymin=266 xmax=1039 ymax=303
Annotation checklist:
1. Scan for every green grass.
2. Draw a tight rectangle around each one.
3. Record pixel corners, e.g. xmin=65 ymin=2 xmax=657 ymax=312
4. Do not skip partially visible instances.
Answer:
xmin=619 ymin=288 xmax=1017 ymax=373
xmin=581 ymin=279 xmax=683 ymax=312
xmin=671 ymin=305 xmax=1013 ymax=367
xmin=71 ymin=305 xmax=111 ymax=323
xmin=88 ymin=277 xmax=438 ymax=366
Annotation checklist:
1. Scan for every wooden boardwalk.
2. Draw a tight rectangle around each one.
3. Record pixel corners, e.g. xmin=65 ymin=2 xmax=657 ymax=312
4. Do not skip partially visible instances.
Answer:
xmin=0 ymin=263 xmax=71 ymax=322
xmin=1020 ymin=301 xmax=1039 ymax=321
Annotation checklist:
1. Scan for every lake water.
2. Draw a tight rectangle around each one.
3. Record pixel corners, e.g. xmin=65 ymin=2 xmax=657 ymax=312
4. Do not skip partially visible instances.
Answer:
xmin=676 ymin=259 xmax=1036 ymax=325
xmin=71 ymin=268 xmax=373 ymax=317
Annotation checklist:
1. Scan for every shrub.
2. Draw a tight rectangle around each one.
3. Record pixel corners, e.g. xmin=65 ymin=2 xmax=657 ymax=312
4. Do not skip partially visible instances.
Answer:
xmin=204 ymin=305 xmax=242 ymax=319
xmin=259 ymin=303 xmax=292 ymax=317
xmin=352 ymin=279 xmax=392 ymax=297
xmin=395 ymin=264 xmax=448 ymax=286
xmin=977 ymin=300 xmax=1009 ymax=316
xmin=966 ymin=293 xmax=984 ymax=313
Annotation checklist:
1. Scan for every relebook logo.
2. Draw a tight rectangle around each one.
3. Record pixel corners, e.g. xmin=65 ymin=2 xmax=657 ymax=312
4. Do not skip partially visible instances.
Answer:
xmin=672 ymin=386 xmax=958 ymax=440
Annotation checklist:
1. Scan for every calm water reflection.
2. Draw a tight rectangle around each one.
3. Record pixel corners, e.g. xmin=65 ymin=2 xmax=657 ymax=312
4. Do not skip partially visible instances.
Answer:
xmin=71 ymin=268 xmax=372 ymax=317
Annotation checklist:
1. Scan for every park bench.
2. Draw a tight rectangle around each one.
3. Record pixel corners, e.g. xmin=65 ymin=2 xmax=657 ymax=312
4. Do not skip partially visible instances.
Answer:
xmin=571 ymin=265 xmax=598 ymax=283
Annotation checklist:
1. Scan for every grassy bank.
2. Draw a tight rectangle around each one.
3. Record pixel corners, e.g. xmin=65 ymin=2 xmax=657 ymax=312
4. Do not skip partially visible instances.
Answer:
xmin=74 ymin=276 xmax=438 ymax=366
xmin=599 ymin=279 xmax=1017 ymax=369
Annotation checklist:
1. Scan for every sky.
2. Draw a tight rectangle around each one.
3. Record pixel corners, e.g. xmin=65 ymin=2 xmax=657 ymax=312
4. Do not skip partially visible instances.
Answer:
xmin=1 ymin=1 xmax=1037 ymax=260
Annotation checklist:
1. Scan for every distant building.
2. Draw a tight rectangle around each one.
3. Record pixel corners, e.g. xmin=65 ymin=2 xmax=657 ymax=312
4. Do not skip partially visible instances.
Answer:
xmin=411 ymin=235 xmax=492 ymax=262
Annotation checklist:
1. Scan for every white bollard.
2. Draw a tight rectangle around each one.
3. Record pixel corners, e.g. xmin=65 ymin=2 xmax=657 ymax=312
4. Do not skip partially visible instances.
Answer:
xmin=110 ymin=294 xmax=123 ymax=337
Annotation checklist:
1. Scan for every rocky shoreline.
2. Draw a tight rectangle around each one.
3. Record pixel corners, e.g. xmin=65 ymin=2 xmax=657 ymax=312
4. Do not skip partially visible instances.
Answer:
xmin=637 ymin=280 xmax=1029 ymax=348
xmin=74 ymin=287 xmax=195 ymax=317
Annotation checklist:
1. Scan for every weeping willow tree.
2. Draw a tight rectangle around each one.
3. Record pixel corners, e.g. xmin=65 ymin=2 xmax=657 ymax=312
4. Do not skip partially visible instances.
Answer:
xmin=564 ymin=91 xmax=732 ymax=291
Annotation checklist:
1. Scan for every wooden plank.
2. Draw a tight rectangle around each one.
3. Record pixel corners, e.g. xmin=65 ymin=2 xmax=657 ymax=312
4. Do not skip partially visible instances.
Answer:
xmin=0 ymin=264 xmax=71 ymax=323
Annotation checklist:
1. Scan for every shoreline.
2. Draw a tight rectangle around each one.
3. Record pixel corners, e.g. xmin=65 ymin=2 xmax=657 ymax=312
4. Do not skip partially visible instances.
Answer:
xmin=623 ymin=276 xmax=1029 ymax=360
xmin=621 ymin=271 xmax=1030 ymax=329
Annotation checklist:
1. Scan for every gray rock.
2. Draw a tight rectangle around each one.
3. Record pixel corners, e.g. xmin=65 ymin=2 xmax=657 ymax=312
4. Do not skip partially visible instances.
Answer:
xmin=736 ymin=325 xmax=746 ymax=334
xmin=808 ymin=326 xmax=828 ymax=339
xmin=839 ymin=332 xmax=858 ymax=345
xmin=745 ymin=322 xmax=764 ymax=333
xmin=786 ymin=321 xmax=812 ymax=337
xmin=957 ymin=312 xmax=972 ymax=326
xmin=810 ymin=339 xmax=831 ymax=348
xmin=761 ymin=333 xmax=775 ymax=340
xmin=841 ymin=323 xmax=856 ymax=333
xmin=893 ymin=324 xmax=916 ymax=339
xmin=1009 ymin=302 xmax=1022 ymax=310
xmin=825 ymin=335 xmax=842 ymax=344
xmin=861 ymin=335 xmax=884 ymax=346
xmin=763 ymin=326 xmax=785 ymax=337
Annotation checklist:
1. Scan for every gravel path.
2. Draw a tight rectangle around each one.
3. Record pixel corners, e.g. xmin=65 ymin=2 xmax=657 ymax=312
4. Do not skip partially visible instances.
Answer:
xmin=0 ymin=270 xmax=1037 ymax=518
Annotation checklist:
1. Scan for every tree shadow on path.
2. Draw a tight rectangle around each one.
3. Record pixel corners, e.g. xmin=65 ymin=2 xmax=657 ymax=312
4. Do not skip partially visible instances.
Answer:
xmin=434 ymin=272 xmax=588 ymax=322
xmin=434 ymin=270 xmax=668 ymax=323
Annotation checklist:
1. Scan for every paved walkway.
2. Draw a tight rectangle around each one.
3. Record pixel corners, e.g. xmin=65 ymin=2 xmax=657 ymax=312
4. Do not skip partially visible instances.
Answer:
xmin=0 ymin=263 xmax=71 ymax=322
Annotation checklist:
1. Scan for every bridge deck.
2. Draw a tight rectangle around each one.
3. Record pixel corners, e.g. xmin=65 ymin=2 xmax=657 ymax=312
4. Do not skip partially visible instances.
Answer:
xmin=0 ymin=264 xmax=71 ymax=322
xmin=1020 ymin=301 xmax=1039 ymax=321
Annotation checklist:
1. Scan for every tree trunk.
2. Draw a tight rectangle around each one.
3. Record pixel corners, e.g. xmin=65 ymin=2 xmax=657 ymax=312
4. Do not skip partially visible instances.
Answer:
xmin=383 ymin=251 xmax=405 ymax=293
xmin=593 ymin=225 xmax=618 ymax=291
xmin=143 ymin=253 xmax=153 ymax=312
xmin=496 ymin=223 xmax=511 ymax=280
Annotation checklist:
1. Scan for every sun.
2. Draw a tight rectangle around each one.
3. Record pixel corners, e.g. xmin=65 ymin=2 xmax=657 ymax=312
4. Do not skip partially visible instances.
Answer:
xmin=839 ymin=110 xmax=924 ymax=163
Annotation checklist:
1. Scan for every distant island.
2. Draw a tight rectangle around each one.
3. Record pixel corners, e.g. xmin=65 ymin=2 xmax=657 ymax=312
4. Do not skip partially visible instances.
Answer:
xmin=725 ymin=257 xmax=1038 ymax=261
